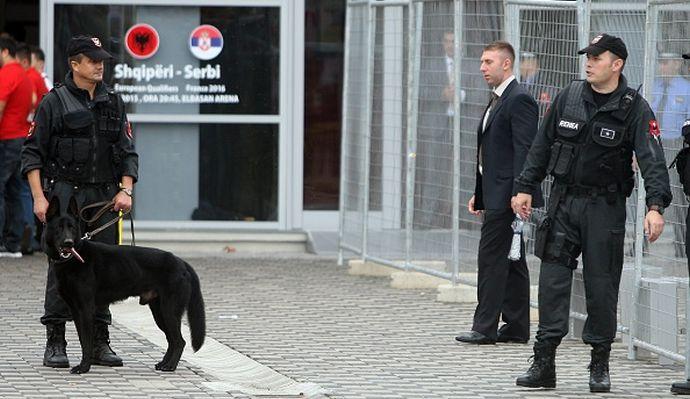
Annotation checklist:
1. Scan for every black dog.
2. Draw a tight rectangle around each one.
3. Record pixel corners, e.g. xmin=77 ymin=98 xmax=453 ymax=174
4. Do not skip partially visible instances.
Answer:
xmin=43 ymin=196 xmax=206 ymax=374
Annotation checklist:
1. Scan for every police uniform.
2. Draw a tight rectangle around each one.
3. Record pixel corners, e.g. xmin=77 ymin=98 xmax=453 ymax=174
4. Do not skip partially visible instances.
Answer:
xmin=514 ymin=34 xmax=672 ymax=393
xmin=22 ymin=69 xmax=138 ymax=319
xmin=20 ymin=35 xmax=138 ymax=368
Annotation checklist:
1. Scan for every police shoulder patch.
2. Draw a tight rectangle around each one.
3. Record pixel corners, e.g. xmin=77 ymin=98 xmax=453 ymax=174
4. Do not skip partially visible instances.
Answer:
xmin=649 ymin=119 xmax=660 ymax=137
xmin=28 ymin=121 xmax=36 ymax=137
xmin=125 ymin=121 xmax=133 ymax=140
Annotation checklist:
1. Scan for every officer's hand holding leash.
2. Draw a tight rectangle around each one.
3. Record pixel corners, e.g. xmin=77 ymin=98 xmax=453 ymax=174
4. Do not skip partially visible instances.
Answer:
xmin=511 ymin=193 xmax=532 ymax=220
xmin=644 ymin=208 xmax=664 ymax=243
xmin=467 ymin=195 xmax=483 ymax=216
xmin=112 ymin=190 xmax=132 ymax=213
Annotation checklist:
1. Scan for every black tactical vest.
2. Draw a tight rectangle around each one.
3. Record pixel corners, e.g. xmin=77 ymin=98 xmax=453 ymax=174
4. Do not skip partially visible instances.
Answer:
xmin=47 ymin=85 xmax=122 ymax=183
xmin=547 ymin=80 xmax=638 ymax=193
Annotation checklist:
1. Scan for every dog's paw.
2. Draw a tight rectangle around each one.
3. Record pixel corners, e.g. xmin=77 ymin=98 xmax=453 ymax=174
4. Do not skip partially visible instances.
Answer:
xmin=70 ymin=364 xmax=90 ymax=374
xmin=155 ymin=361 xmax=177 ymax=372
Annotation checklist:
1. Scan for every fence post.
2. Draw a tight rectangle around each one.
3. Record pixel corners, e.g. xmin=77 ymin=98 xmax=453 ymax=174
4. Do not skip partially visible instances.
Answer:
xmin=449 ymin=0 xmax=464 ymax=286
xmin=338 ymin=1 xmax=354 ymax=267
xmin=405 ymin=1 xmax=421 ymax=272
xmin=360 ymin=3 xmax=376 ymax=262
xmin=577 ymin=0 xmax=591 ymax=80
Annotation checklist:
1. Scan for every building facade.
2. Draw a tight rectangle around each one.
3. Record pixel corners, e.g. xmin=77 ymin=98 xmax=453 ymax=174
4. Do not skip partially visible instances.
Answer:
xmin=34 ymin=0 xmax=344 ymax=232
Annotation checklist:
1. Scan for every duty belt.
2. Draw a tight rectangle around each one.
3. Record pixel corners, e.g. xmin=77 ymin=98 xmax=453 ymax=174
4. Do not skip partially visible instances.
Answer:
xmin=565 ymin=184 xmax=622 ymax=198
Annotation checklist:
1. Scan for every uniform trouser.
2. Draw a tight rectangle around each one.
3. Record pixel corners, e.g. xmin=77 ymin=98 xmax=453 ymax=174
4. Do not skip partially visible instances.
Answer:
xmin=40 ymin=181 xmax=120 ymax=326
xmin=535 ymin=192 xmax=626 ymax=351
xmin=0 ymin=138 xmax=25 ymax=251
xmin=472 ymin=208 xmax=530 ymax=340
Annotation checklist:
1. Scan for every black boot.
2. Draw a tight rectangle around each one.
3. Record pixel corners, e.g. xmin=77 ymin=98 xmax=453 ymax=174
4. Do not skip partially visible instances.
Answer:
xmin=671 ymin=379 xmax=690 ymax=394
xmin=589 ymin=346 xmax=611 ymax=393
xmin=43 ymin=323 xmax=69 ymax=368
xmin=516 ymin=343 xmax=556 ymax=388
xmin=92 ymin=323 xmax=123 ymax=367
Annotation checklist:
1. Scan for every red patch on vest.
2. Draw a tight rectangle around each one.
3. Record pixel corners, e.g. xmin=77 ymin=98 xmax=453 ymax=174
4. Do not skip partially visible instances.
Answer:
xmin=27 ymin=121 xmax=36 ymax=137
xmin=126 ymin=121 xmax=133 ymax=140
xmin=649 ymin=119 xmax=660 ymax=137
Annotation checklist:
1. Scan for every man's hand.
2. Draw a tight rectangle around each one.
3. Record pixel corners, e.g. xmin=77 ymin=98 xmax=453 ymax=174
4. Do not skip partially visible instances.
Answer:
xmin=34 ymin=193 xmax=49 ymax=224
xmin=511 ymin=193 xmax=533 ymax=220
xmin=468 ymin=195 xmax=482 ymax=216
xmin=644 ymin=210 xmax=664 ymax=243
xmin=113 ymin=191 xmax=132 ymax=213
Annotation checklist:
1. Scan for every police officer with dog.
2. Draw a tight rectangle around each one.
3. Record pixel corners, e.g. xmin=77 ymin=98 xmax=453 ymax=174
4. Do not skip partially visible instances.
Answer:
xmin=21 ymin=35 xmax=138 ymax=369
xmin=510 ymin=33 xmax=671 ymax=392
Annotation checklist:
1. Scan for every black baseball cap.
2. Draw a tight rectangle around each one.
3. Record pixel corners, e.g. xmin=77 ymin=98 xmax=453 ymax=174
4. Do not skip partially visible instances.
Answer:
xmin=66 ymin=35 xmax=112 ymax=60
xmin=578 ymin=33 xmax=628 ymax=60
xmin=684 ymin=53 xmax=690 ymax=60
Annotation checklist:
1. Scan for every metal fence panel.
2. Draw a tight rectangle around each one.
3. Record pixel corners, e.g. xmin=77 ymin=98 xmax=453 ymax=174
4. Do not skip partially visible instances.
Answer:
xmin=339 ymin=3 xmax=372 ymax=256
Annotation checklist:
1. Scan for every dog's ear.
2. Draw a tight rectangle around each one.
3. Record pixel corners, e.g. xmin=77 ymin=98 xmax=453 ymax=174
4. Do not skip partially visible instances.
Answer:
xmin=68 ymin=196 xmax=79 ymax=218
xmin=46 ymin=196 xmax=60 ymax=220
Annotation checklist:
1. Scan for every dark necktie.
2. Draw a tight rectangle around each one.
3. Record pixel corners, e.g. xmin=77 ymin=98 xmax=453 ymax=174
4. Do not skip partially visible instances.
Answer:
xmin=479 ymin=92 xmax=500 ymax=173
xmin=482 ymin=92 xmax=499 ymax=132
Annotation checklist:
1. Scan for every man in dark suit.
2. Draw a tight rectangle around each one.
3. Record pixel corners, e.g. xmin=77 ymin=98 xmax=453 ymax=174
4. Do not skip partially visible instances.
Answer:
xmin=455 ymin=41 xmax=542 ymax=345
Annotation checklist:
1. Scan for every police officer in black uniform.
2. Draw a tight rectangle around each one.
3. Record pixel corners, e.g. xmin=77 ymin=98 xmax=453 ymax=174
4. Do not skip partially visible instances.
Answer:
xmin=671 ymin=51 xmax=690 ymax=396
xmin=21 ymin=35 xmax=138 ymax=369
xmin=510 ymin=33 xmax=671 ymax=393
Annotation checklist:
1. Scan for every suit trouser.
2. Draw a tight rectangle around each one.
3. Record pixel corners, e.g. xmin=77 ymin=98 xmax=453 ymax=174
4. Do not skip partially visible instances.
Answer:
xmin=535 ymin=193 xmax=626 ymax=350
xmin=472 ymin=208 xmax=530 ymax=340
xmin=40 ymin=181 xmax=119 ymax=326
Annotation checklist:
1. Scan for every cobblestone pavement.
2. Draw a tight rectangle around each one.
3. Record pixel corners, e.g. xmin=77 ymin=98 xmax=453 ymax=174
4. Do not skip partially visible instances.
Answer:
xmin=0 ymin=253 xmax=685 ymax=398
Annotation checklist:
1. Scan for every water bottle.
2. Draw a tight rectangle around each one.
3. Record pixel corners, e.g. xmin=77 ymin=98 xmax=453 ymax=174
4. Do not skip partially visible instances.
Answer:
xmin=508 ymin=215 xmax=524 ymax=261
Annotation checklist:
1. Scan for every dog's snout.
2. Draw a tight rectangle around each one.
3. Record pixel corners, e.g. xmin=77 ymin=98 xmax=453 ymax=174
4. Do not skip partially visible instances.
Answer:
xmin=63 ymin=238 xmax=75 ymax=248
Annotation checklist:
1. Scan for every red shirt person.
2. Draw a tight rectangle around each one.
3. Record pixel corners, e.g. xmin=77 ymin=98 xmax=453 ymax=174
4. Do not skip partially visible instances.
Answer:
xmin=26 ymin=67 xmax=49 ymax=104
xmin=0 ymin=60 xmax=33 ymax=140
xmin=16 ymin=44 xmax=47 ymax=107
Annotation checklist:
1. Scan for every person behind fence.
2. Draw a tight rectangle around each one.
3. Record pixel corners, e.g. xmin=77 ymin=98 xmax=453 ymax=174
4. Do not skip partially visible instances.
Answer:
xmin=21 ymin=35 xmax=138 ymax=369
xmin=651 ymin=52 xmax=690 ymax=258
xmin=414 ymin=30 xmax=465 ymax=229
xmin=510 ymin=33 xmax=671 ymax=393
xmin=519 ymin=52 xmax=554 ymax=116
xmin=671 ymin=52 xmax=690 ymax=396
xmin=454 ymin=41 xmax=541 ymax=345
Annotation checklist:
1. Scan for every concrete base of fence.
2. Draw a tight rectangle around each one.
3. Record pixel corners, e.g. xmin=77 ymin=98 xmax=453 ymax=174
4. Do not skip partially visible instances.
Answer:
xmin=390 ymin=272 xmax=447 ymax=289
xmin=436 ymin=282 xmax=477 ymax=304
xmin=348 ymin=259 xmax=448 ymax=278
xmin=347 ymin=260 xmax=398 ymax=277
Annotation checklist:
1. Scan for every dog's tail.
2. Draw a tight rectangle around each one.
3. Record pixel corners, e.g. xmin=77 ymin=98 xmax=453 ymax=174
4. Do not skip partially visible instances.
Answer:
xmin=185 ymin=262 xmax=206 ymax=352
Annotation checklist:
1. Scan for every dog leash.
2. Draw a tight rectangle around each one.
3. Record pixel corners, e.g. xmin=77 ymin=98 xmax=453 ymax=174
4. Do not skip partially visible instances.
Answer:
xmin=79 ymin=200 xmax=136 ymax=245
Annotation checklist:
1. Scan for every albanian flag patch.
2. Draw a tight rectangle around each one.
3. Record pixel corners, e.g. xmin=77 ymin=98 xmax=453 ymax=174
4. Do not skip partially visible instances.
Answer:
xmin=125 ymin=121 xmax=133 ymax=140
xmin=649 ymin=119 xmax=661 ymax=145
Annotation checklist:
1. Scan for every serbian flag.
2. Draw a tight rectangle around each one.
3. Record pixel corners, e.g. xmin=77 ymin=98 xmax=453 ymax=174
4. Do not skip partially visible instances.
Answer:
xmin=189 ymin=25 xmax=224 ymax=60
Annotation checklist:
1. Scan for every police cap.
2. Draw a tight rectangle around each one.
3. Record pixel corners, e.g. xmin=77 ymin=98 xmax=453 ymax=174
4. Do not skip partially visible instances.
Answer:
xmin=66 ymin=35 xmax=112 ymax=61
xmin=578 ymin=33 xmax=628 ymax=60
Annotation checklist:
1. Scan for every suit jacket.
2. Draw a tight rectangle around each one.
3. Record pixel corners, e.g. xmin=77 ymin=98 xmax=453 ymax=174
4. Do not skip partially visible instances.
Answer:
xmin=474 ymin=80 xmax=544 ymax=210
